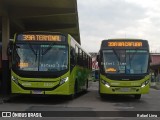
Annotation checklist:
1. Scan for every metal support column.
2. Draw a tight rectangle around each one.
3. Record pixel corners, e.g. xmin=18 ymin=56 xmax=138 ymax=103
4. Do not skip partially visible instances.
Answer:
xmin=1 ymin=15 xmax=10 ymax=95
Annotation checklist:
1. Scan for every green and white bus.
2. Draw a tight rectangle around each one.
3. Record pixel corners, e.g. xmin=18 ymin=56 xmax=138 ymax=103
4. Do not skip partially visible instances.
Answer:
xmin=9 ymin=32 xmax=92 ymax=98
xmin=97 ymin=39 xmax=151 ymax=99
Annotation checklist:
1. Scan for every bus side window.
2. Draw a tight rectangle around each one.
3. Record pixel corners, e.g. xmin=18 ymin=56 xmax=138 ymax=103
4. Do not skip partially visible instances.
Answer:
xmin=75 ymin=45 xmax=78 ymax=64
xmin=79 ymin=49 xmax=82 ymax=66
xmin=70 ymin=47 xmax=76 ymax=65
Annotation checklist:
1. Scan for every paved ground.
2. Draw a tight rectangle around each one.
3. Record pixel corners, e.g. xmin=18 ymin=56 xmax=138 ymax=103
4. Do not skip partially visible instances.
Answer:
xmin=0 ymin=81 xmax=160 ymax=120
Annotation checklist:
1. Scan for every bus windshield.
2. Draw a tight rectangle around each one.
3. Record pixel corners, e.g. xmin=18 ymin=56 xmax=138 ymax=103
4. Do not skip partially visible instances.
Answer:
xmin=13 ymin=43 xmax=68 ymax=72
xmin=103 ymin=49 xmax=149 ymax=74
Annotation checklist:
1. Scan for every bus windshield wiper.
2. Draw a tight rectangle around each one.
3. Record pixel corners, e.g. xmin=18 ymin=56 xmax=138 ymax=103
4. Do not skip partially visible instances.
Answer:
xmin=112 ymin=48 xmax=120 ymax=62
xmin=28 ymin=42 xmax=38 ymax=61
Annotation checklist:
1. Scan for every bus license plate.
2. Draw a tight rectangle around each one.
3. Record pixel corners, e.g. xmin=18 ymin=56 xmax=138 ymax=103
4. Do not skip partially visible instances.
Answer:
xmin=32 ymin=90 xmax=43 ymax=94
xmin=120 ymin=88 xmax=130 ymax=92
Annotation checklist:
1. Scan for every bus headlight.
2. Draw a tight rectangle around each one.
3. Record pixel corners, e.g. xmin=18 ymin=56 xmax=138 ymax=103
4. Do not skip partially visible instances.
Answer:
xmin=12 ymin=76 xmax=18 ymax=84
xmin=141 ymin=80 xmax=149 ymax=88
xmin=59 ymin=77 xmax=69 ymax=85
xmin=101 ymin=79 xmax=110 ymax=88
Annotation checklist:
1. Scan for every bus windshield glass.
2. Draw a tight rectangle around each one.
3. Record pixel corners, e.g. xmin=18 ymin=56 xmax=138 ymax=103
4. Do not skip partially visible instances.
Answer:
xmin=103 ymin=50 xmax=149 ymax=74
xmin=13 ymin=44 xmax=68 ymax=72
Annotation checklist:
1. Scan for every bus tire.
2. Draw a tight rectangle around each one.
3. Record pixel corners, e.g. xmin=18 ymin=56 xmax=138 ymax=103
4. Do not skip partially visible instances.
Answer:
xmin=69 ymin=94 xmax=75 ymax=100
xmin=100 ymin=93 xmax=105 ymax=99
xmin=69 ymin=80 xmax=78 ymax=100
xmin=135 ymin=94 xmax=141 ymax=99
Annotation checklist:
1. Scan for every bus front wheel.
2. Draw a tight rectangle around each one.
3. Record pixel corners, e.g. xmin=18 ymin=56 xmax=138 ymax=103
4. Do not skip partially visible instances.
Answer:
xmin=134 ymin=94 xmax=141 ymax=99
xmin=100 ymin=93 xmax=106 ymax=99
xmin=68 ymin=80 xmax=78 ymax=100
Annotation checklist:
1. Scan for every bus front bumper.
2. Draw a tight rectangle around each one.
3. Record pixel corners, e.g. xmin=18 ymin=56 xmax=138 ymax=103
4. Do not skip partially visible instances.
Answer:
xmin=11 ymin=79 xmax=73 ymax=95
xmin=100 ymin=83 xmax=150 ymax=95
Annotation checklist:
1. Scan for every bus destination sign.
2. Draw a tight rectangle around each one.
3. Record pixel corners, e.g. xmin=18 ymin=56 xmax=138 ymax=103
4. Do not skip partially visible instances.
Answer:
xmin=17 ymin=34 xmax=63 ymax=42
xmin=108 ymin=41 xmax=142 ymax=47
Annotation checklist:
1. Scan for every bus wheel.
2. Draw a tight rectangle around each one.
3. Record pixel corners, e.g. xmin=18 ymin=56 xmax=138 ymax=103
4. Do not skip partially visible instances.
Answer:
xmin=134 ymin=94 xmax=141 ymax=99
xmin=69 ymin=94 xmax=75 ymax=100
xmin=100 ymin=93 xmax=105 ymax=99
xmin=68 ymin=89 xmax=76 ymax=100
xmin=69 ymin=80 xmax=78 ymax=100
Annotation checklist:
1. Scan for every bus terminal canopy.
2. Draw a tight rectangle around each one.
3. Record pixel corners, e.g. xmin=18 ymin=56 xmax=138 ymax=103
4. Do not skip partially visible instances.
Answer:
xmin=0 ymin=0 xmax=80 ymax=43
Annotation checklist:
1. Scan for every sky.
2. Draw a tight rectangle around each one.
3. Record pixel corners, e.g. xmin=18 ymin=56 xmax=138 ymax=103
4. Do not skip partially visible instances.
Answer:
xmin=77 ymin=0 xmax=160 ymax=53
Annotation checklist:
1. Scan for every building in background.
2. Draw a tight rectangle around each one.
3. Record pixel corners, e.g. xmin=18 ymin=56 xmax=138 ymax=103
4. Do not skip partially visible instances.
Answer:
xmin=150 ymin=53 xmax=160 ymax=82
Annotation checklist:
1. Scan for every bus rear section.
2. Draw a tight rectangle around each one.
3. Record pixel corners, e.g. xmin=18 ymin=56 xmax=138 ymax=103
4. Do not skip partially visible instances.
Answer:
xmin=10 ymin=32 xmax=91 ymax=97
xmin=98 ymin=39 xmax=151 ymax=99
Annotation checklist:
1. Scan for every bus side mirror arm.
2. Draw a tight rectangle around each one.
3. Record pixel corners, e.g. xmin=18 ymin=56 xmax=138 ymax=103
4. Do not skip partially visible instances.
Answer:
xmin=96 ymin=55 xmax=99 ymax=62
xmin=96 ymin=55 xmax=101 ymax=67
xmin=7 ymin=41 xmax=13 ymax=56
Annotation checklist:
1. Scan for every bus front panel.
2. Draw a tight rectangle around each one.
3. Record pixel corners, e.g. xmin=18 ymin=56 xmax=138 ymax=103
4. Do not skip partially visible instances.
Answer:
xmin=11 ymin=71 xmax=75 ymax=95
xmin=100 ymin=74 xmax=150 ymax=95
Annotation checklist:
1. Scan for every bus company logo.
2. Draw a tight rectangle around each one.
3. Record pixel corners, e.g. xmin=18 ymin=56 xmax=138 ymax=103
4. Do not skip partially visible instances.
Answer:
xmin=2 ymin=112 xmax=11 ymax=117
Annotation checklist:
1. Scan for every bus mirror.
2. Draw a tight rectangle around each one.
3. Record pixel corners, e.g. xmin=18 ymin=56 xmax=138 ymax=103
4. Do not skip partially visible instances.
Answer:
xmin=96 ymin=55 xmax=99 ymax=62
xmin=7 ymin=41 xmax=13 ymax=56
xmin=98 ymin=62 xmax=101 ymax=67
xmin=96 ymin=55 xmax=101 ymax=67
